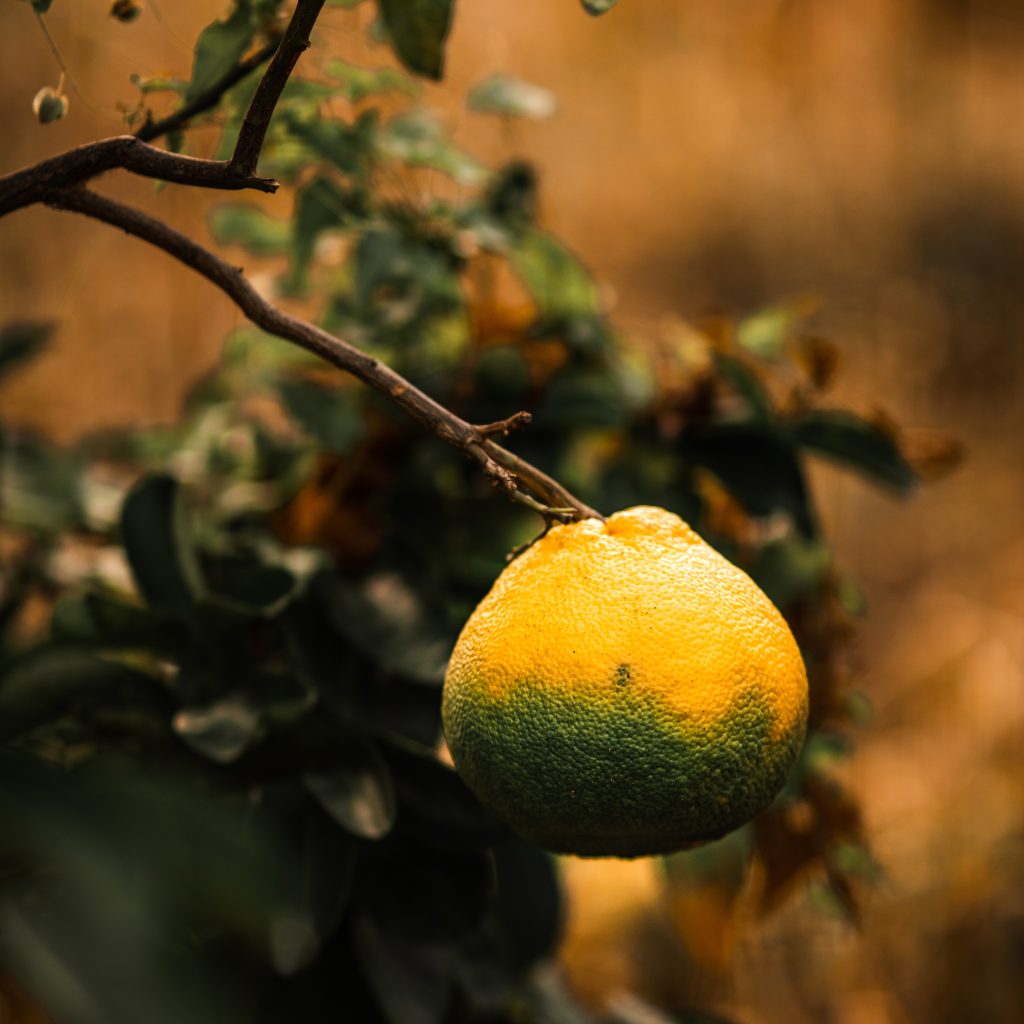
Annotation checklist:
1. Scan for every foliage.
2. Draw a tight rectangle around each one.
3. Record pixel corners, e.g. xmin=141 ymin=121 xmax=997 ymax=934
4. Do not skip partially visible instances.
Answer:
xmin=2 ymin=2 xmax=931 ymax=1022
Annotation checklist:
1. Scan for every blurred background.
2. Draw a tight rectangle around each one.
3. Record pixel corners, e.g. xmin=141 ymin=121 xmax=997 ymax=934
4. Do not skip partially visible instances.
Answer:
xmin=2 ymin=1 xmax=1023 ymax=1022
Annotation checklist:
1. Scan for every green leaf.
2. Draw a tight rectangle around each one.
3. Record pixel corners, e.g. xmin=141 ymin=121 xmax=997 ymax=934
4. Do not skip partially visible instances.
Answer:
xmin=286 ymin=175 xmax=366 ymax=295
xmin=714 ymin=352 xmax=774 ymax=421
xmin=581 ymin=0 xmax=619 ymax=14
xmin=737 ymin=301 xmax=808 ymax=358
xmin=489 ymin=838 xmax=562 ymax=970
xmin=303 ymin=739 xmax=397 ymax=840
xmin=322 ymin=572 xmax=453 ymax=684
xmin=209 ymin=204 xmax=291 ymax=257
xmin=683 ymin=424 xmax=816 ymax=536
xmin=351 ymin=842 xmax=492 ymax=1021
xmin=32 ymin=1 xmax=54 ymax=14
xmin=262 ymin=785 xmax=358 ymax=975
xmin=749 ymin=537 xmax=831 ymax=608
xmin=0 ymin=647 xmax=159 ymax=741
xmin=186 ymin=3 xmax=257 ymax=103
xmin=377 ymin=0 xmax=455 ymax=80
xmin=351 ymin=910 xmax=454 ymax=1024
xmin=535 ymin=366 xmax=627 ymax=430
xmin=0 ymin=760 xmax=278 ymax=1024
xmin=381 ymin=738 xmax=505 ymax=849
xmin=283 ymin=108 xmax=378 ymax=175
xmin=202 ymin=556 xmax=298 ymax=617
xmin=50 ymin=592 xmax=187 ymax=653
xmin=483 ymin=161 xmax=537 ymax=233
xmin=378 ymin=110 xmax=486 ymax=184
xmin=326 ymin=58 xmax=418 ymax=102
xmin=509 ymin=230 xmax=600 ymax=318
xmin=276 ymin=379 xmax=365 ymax=454
xmin=130 ymin=72 xmax=186 ymax=97
xmin=0 ymin=320 xmax=54 ymax=381
xmin=473 ymin=346 xmax=530 ymax=401
xmin=792 ymin=409 xmax=917 ymax=492
xmin=172 ymin=694 xmax=264 ymax=763
xmin=467 ymin=75 xmax=557 ymax=120
xmin=120 ymin=474 xmax=205 ymax=616
xmin=0 ymin=433 xmax=84 ymax=532
xmin=351 ymin=224 xmax=463 ymax=332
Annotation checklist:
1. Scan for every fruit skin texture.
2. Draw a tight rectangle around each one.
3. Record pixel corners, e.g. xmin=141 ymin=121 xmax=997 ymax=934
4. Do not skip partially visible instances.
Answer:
xmin=442 ymin=506 xmax=808 ymax=858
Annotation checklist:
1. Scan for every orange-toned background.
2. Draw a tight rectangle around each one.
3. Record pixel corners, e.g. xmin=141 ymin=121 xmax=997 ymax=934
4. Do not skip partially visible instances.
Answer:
xmin=3 ymin=2 xmax=1023 ymax=1022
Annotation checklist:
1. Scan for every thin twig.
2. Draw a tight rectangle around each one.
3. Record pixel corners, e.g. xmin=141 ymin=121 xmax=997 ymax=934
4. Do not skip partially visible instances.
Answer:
xmin=0 ymin=137 xmax=276 ymax=218
xmin=136 ymin=39 xmax=282 ymax=144
xmin=474 ymin=411 xmax=533 ymax=439
xmin=44 ymin=186 xmax=600 ymax=522
xmin=230 ymin=0 xmax=327 ymax=176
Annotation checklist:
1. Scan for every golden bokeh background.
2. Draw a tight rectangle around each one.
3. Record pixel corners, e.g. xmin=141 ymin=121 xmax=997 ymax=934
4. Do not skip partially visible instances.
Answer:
xmin=3 ymin=2 xmax=1024 ymax=1022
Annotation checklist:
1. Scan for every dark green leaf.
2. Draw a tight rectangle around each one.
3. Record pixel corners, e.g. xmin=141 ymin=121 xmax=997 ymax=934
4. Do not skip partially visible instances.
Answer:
xmin=351 ymin=840 xmax=492 ymax=1022
xmin=484 ymin=161 xmax=537 ymax=232
xmin=120 ymin=474 xmax=205 ymax=616
xmin=792 ymin=409 xmax=917 ymax=492
xmin=472 ymin=346 xmax=531 ymax=401
xmin=276 ymin=379 xmax=365 ymax=454
xmin=0 ymin=757 xmax=279 ymax=1024
xmin=490 ymin=838 xmax=562 ymax=971
xmin=322 ymin=572 xmax=454 ymax=684
xmin=50 ymin=592 xmax=187 ymax=653
xmin=381 ymin=738 xmax=506 ymax=848
xmin=0 ymin=647 xmax=160 ymax=741
xmin=351 ymin=909 xmax=453 ymax=1024
xmin=201 ymin=555 xmax=298 ymax=617
xmin=377 ymin=0 xmax=455 ymax=80
xmin=683 ymin=424 xmax=816 ymax=536
xmin=714 ymin=352 xmax=773 ymax=421
xmin=186 ymin=4 xmax=257 ymax=103
xmin=303 ymin=738 xmax=396 ymax=839
xmin=259 ymin=784 xmax=358 ymax=975
xmin=0 ymin=320 xmax=54 ymax=380
xmin=749 ymin=537 xmax=831 ymax=609
xmin=535 ymin=366 xmax=628 ymax=430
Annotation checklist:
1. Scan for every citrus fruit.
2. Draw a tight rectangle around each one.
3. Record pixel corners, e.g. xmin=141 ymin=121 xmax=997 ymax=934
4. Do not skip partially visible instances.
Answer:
xmin=442 ymin=506 xmax=808 ymax=858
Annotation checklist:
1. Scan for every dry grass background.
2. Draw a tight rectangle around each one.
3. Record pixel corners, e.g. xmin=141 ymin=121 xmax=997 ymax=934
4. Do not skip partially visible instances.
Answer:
xmin=2 ymin=2 xmax=1024 ymax=1022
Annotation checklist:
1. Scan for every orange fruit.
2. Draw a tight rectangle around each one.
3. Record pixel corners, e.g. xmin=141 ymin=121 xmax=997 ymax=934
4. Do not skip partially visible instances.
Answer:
xmin=442 ymin=506 xmax=808 ymax=857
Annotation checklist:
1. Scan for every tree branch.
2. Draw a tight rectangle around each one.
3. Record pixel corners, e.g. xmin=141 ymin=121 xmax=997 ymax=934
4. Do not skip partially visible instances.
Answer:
xmin=44 ymin=186 xmax=601 ymax=523
xmin=0 ymin=136 xmax=276 ymax=218
xmin=135 ymin=39 xmax=282 ymax=144
xmin=230 ymin=0 xmax=327 ymax=177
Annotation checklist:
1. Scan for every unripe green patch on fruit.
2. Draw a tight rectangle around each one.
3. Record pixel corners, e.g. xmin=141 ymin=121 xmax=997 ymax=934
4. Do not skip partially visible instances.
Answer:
xmin=443 ymin=672 xmax=805 ymax=858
